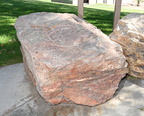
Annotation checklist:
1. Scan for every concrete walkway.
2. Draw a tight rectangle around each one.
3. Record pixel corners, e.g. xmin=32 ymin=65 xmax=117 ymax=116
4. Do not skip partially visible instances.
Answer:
xmin=0 ymin=63 xmax=144 ymax=116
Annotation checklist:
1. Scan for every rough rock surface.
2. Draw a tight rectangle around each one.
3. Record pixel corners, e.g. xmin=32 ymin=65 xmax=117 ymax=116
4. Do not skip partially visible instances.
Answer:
xmin=110 ymin=13 xmax=144 ymax=79
xmin=14 ymin=12 xmax=128 ymax=106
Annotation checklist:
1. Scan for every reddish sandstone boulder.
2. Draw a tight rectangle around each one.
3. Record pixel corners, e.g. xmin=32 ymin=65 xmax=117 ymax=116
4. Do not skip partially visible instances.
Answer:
xmin=110 ymin=13 xmax=144 ymax=79
xmin=14 ymin=12 xmax=128 ymax=106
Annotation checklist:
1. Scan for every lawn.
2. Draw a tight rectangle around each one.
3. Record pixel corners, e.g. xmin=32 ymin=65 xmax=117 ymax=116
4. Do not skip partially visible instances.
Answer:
xmin=0 ymin=0 xmax=144 ymax=67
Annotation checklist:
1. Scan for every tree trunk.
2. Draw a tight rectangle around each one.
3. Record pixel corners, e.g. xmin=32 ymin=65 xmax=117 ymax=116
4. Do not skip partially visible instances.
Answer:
xmin=137 ymin=0 xmax=140 ymax=6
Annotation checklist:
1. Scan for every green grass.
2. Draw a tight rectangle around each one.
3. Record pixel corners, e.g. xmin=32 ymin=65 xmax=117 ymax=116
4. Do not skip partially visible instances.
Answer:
xmin=126 ymin=75 xmax=137 ymax=79
xmin=139 ymin=108 xmax=144 ymax=111
xmin=0 ymin=0 xmax=144 ymax=67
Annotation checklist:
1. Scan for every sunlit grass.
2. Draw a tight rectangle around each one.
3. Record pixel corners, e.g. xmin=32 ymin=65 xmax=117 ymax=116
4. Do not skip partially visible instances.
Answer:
xmin=0 ymin=0 xmax=144 ymax=67
xmin=0 ymin=35 xmax=13 ymax=44
xmin=87 ymin=3 xmax=144 ymax=13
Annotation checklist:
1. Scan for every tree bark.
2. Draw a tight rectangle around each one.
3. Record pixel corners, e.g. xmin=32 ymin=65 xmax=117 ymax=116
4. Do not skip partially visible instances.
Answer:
xmin=137 ymin=0 xmax=141 ymax=6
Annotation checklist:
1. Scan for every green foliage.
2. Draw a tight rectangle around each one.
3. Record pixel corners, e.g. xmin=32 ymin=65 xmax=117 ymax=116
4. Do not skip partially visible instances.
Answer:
xmin=139 ymin=108 xmax=144 ymax=111
xmin=0 ymin=0 xmax=144 ymax=67
xmin=127 ymin=75 xmax=137 ymax=79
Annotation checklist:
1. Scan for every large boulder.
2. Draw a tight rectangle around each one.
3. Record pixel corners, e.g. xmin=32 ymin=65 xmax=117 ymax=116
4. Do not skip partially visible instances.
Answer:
xmin=14 ymin=12 xmax=128 ymax=106
xmin=110 ymin=13 xmax=144 ymax=79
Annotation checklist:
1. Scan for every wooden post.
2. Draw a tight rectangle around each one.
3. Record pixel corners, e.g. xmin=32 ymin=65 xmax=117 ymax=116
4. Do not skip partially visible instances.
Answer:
xmin=78 ymin=0 xmax=84 ymax=19
xmin=113 ymin=0 xmax=122 ymax=29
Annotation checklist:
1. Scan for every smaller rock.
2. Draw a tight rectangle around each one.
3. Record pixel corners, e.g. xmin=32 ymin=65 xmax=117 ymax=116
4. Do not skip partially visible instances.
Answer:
xmin=110 ymin=13 xmax=144 ymax=79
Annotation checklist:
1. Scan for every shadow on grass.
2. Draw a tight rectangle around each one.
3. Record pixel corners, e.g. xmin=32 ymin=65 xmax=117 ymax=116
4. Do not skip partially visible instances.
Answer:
xmin=0 ymin=0 xmax=131 ymax=66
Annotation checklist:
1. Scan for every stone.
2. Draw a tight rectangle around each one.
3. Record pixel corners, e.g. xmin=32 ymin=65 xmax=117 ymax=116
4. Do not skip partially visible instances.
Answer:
xmin=110 ymin=13 xmax=144 ymax=79
xmin=14 ymin=12 xmax=128 ymax=106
